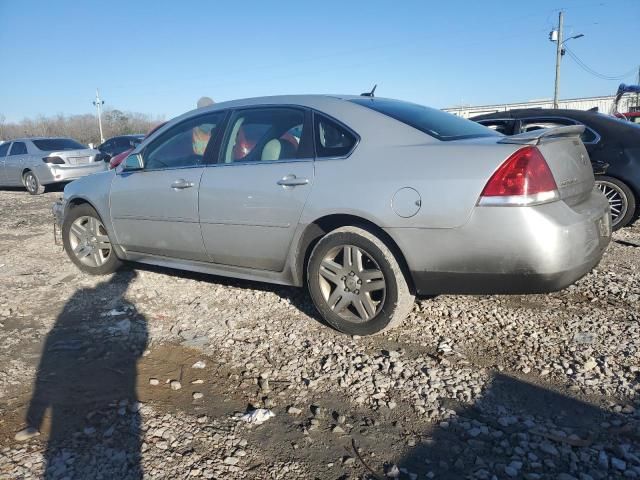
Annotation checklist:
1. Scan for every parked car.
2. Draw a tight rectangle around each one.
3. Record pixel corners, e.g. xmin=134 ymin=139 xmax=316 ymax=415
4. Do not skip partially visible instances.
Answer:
xmin=97 ymin=134 xmax=144 ymax=160
xmin=471 ymin=108 xmax=640 ymax=229
xmin=615 ymin=111 xmax=640 ymax=124
xmin=108 ymin=124 xmax=167 ymax=169
xmin=53 ymin=95 xmax=610 ymax=335
xmin=0 ymin=137 xmax=107 ymax=194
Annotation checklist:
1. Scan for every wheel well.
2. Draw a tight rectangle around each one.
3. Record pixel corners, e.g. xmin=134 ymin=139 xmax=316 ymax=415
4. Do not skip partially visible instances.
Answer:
xmin=66 ymin=198 xmax=97 ymax=218
xmin=596 ymin=174 xmax=640 ymax=215
xmin=21 ymin=168 xmax=32 ymax=178
xmin=294 ymin=214 xmax=415 ymax=293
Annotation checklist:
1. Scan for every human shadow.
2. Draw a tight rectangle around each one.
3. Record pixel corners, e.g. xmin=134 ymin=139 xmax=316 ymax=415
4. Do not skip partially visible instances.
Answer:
xmin=20 ymin=271 xmax=147 ymax=479
xmin=133 ymin=261 xmax=324 ymax=325
xmin=393 ymin=373 xmax=639 ymax=479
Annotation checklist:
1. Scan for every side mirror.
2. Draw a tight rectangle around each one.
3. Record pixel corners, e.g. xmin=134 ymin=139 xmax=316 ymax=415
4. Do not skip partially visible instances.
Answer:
xmin=123 ymin=153 xmax=144 ymax=171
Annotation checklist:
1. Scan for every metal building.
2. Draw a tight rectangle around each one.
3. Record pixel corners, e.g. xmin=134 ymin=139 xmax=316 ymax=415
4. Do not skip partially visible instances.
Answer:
xmin=444 ymin=94 xmax=637 ymax=118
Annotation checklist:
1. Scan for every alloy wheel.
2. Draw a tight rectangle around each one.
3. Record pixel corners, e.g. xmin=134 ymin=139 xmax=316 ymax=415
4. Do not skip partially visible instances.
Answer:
xmin=596 ymin=180 xmax=628 ymax=228
xmin=24 ymin=173 xmax=37 ymax=194
xmin=68 ymin=216 xmax=112 ymax=267
xmin=317 ymin=244 xmax=386 ymax=323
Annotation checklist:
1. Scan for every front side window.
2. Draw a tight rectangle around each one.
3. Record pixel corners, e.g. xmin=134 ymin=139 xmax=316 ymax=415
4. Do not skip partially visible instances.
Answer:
xmin=144 ymin=112 xmax=225 ymax=170
xmin=314 ymin=115 xmax=357 ymax=157
xmin=9 ymin=142 xmax=27 ymax=155
xmin=221 ymin=108 xmax=305 ymax=164
xmin=0 ymin=142 xmax=10 ymax=157
xmin=351 ymin=97 xmax=499 ymax=141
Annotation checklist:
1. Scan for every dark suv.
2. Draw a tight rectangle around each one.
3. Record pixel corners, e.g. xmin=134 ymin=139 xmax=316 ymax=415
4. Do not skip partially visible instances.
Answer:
xmin=472 ymin=108 xmax=640 ymax=229
xmin=97 ymin=135 xmax=144 ymax=159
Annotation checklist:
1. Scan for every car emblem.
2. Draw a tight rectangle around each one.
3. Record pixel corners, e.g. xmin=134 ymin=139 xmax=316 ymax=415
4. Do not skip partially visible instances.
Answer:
xmin=580 ymin=153 xmax=588 ymax=166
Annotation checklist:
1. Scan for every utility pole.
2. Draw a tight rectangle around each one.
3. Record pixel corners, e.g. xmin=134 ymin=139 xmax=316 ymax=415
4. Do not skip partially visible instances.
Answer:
xmin=553 ymin=11 xmax=564 ymax=109
xmin=93 ymin=89 xmax=105 ymax=143
xmin=636 ymin=65 xmax=640 ymax=109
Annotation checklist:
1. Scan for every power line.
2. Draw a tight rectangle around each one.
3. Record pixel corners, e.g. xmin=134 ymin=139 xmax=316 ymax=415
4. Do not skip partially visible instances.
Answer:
xmin=564 ymin=46 xmax=637 ymax=80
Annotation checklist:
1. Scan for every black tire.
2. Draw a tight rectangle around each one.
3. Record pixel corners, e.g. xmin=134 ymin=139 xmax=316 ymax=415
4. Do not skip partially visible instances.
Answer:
xmin=62 ymin=203 xmax=122 ymax=275
xmin=595 ymin=175 xmax=636 ymax=230
xmin=307 ymin=226 xmax=414 ymax=335
xmin=23 ymin=170 xmax=45 ymax=195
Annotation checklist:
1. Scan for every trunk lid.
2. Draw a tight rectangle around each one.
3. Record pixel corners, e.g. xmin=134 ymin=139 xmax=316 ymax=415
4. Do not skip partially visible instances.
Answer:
xmin=55 ymin=149 xmax=99 ymax=165
xmin=498 ymin=125 xmax=594 ymax=204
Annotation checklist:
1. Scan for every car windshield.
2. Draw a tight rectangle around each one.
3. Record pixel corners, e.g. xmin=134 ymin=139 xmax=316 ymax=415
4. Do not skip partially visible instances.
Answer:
xmin=351 ymin=98 xmax=500 ymax=141
xmin=32 ymin=138 xmax=87 ymax=151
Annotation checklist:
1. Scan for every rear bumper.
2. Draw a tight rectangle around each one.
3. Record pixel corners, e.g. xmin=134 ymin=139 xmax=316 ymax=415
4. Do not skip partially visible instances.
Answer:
xmin=35 ymin=161 xmax=108 ymax=185
xmin=386 ymin=190 xmax=611 ymax=296
xmin=410 ymin=257 xmax=601 ymax=294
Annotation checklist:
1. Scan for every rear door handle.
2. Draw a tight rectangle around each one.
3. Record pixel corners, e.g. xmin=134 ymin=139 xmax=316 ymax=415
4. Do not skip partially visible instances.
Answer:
xmin=277 ymin=174 xmax=309 ymax=187
xmin=171 ymin=179 xmax=194 ymax=190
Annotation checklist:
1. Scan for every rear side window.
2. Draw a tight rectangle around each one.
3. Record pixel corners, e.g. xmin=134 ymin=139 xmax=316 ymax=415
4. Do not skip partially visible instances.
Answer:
xmin=32 ymin=139 xmax=86 ymax=151
xmin=478 ymin=120 xmax=512 ymax=135
xmin=221 ymin=108 xmax=306 ymax=164
xmin=9 ymin=142 xmax=27 ymax=155
xmin=314 ymin=115 xmax=357 ymax=157
xmin=351 ymin=98 xmax=499 ymax=141
xmin=0 ymin=143 xmax=10 ymax=157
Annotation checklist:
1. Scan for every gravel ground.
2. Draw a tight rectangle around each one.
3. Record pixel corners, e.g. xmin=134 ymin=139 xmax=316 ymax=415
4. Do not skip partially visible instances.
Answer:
xmin=0 ymin=188 xmax=638 ymax=480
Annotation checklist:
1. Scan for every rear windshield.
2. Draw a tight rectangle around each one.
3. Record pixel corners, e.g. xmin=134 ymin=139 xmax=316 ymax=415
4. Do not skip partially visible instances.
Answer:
xmin=32 ymin=138 xmax=86 ymax=151
xmin=350 ymin=98 xmax=500 ymax=141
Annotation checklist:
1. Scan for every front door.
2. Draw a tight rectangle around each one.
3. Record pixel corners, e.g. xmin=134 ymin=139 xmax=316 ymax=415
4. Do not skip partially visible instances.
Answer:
xmin=110 ymin=111 xmax=226 ymax=261
xmin=6 ymin=141 xmax=29 ymax=185
xmin=199 ymin=107 xmax=314 ymax=271
xmin=0 ymin=142 xmax=11 ymax=184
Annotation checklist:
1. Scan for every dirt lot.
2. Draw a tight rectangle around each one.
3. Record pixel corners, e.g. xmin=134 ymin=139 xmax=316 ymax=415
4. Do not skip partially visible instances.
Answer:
xmin=0 ymin=187 xmax=639 ymax=480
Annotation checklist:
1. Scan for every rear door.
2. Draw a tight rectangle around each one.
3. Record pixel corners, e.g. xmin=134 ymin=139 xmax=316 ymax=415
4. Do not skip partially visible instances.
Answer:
xmin=5 ymin=141 xmax=28 ymax=185
xmin=0 ymin=142 xmax=11 ymax=184
xmin=199 ymin=107 xmax=314 ymax=271
xmin=110 ymin=111 xmax=226 ymax=261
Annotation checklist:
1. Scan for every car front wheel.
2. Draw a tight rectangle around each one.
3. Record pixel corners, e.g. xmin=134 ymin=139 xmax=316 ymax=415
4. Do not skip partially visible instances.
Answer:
xmin=307 ymin=226 xmax=414 ymax=335
xmin=62 ymin=203 xmax=122 ymax=275
xmin=595 ymin=175 xmax=636 ymax=230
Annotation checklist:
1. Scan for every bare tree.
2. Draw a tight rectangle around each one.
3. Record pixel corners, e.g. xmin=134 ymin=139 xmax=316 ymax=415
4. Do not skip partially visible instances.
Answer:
xmin=0 ymin=110 xmax=164 ymax=145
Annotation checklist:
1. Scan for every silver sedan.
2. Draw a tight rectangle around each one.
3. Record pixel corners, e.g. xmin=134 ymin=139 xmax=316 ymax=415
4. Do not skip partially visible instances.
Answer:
xmin=53 ymin=95 xmax=611 ymax=335
xmin=0 ymin=137 xmax=106 ymax=194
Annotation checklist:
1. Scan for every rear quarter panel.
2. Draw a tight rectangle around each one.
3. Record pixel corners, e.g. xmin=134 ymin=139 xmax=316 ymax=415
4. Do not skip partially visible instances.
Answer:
xmin=301 ymin=138 xmax=519 ymax=229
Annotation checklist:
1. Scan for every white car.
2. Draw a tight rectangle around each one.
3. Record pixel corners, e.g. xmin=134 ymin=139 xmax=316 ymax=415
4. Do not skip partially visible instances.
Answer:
xmin=0 ymin=137 xmax=107 ymax=194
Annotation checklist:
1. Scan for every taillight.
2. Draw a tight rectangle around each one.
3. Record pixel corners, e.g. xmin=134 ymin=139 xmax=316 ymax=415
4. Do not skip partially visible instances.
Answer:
xmin=478 ymin=146 xmax=559 ymax=206
xmin=43 ymin=156 xmax=65 ymax=164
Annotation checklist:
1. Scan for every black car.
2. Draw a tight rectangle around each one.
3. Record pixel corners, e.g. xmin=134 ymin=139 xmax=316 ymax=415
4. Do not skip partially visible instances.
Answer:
xmin=472 ymin=109 xmax=640 ymax=229
xmin=97 ymin=134 xmax=144 ymax=159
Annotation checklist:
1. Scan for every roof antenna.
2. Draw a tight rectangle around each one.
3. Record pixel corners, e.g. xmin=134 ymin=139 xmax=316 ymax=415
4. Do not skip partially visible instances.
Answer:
xmin=360 ymin=84 xmax=377 ymax=97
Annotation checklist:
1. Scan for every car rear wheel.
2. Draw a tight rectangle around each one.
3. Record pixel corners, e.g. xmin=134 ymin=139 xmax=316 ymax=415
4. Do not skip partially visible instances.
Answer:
xmin=595 ymin=176 xmax=636 ymax=230
xmin=62 ymin=203 xmax=122 ymax=275
xmin=307 ymin=226 xmax=414 ymax=335
xmin=23 ymin=171 xmax=45 ymax=195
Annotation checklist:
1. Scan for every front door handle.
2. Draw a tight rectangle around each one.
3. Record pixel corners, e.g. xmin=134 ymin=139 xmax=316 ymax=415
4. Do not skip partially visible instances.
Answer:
xmin=277 ymin=174 xmax=309 ymax=187
xmin=171 ymin=179 xmax=194 ymax=190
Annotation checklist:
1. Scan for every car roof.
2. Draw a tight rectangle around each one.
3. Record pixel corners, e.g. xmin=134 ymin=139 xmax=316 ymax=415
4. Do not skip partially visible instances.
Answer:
xmin=472 ymin=108 xmax=640 ymax=144
xmin=182 ymin=94 xmax=360 ymax=116
xmin=107 ymin=134 xmax=145 ymax=139
xmin=8 ymin=137 xmax=75 ymax=142
xmin=471 ymin=108 xmax=604 ymax=121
